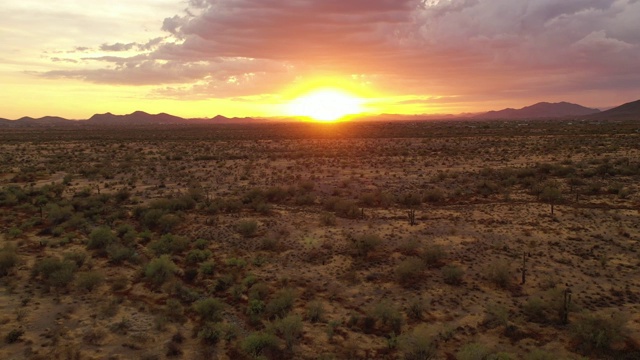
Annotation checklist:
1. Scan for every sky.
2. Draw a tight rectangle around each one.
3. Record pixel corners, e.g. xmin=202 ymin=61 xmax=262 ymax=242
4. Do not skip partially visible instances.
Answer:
xmin=1 ymin=0 xmax=639 ymax=119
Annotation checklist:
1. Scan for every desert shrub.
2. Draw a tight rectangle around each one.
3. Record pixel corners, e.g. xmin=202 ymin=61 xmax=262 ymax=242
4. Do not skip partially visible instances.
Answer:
xmin=483 ymin=304 xmax=509 ymax=328
xmin=199 ymin=260 xmax=216 ymax=275
xmin=306 ymin=300 xmax=325 ymax=323
xmin=397 ymin=237 xmax=420 ymax=256
xmin=523 ymin=297 xmax=547 ymax=323
xmin=241 ymin=331 xmax=280 ymax=358
xmin=149 ymin=234 xmax=188 ymax=256
xmin=442 ymin=265 xmax=464 ymax=285
xmin=319 ymin=212 xmax=337 ymax=226
xmin=398 ymin=192 xmax=422 ymax=207
xmin=400 ymin=324 xmax=437 ymax=360
xmin=0 ymin=245 xmax=18 ymax=277
xmin=249 ymin=282 xmax=270 ymax=301
xmin=7 ymin=227 xmax=22 ymax=239
xmin=423 ymin=189 xmax=445 ymax=203
xmin=266 ymin=288 xmax=296 ymax=319
xmin=422 ymin=245 xmax=446 ymax=267
xmin=274 ymin=314 xmax=303 ymax=351
xmin=106 ymin=243 xmax=136 ymax=264
xmin=456 ymin=342 xmax=490 ymax=360
xmin=141 ymin=208 xmax=165 ymax=229
xmin=144 ymin=255 xmax=177 ymax=287
xmin=76 ymin=271 xmax=104 ymax=292
xmin=186 ymin=249 xmax=211 ymax=264
xmin=324 ymin=197 xmax=360 ymax=219
xmin=193 ymin=238 xmax=209 ymax=250
xmin=157 ymin=214 xmax=181 ymax=233
xmin=407 ymin=297 xmax=426 ymax=321
xmin=47 ymin=203 xmax=73 ymax=225
xmin=226 ymin=257 xmax=247 ymax=267
xmin=247 ymin=299 xmax=266 ymax=321
xmin=237 ymin=219 xmax=258 ymax=237
xmin=32 ymin=257 xmax=76 ymax=288
xmin=352 ymin=233 xmax=382 ymax=256
xmin=87 ymin=226 xmax=116 ymax=250
xmin=486 ymin=259 xmax=512 ymax=289
xmin=198 ymin=322 xmax=222 ymax=345
xmin=571 ymin=313 xmax=627 ymax=352
xmin=396 ymin=257 xmax=425 ymax=286
xmin=371 ymin=300 xmax=403 ymax=333
xmin=525 ymin=350 xmax=555 ymax=360
xmin=193 ymin=297 xmax=225 ymax=322
xmin=5 ymin=328 xmax=24 ymax=344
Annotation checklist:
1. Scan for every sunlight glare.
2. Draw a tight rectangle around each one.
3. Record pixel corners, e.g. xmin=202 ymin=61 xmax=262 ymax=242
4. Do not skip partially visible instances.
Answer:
xmin=287 ymin=89 xmax=364 ymax=121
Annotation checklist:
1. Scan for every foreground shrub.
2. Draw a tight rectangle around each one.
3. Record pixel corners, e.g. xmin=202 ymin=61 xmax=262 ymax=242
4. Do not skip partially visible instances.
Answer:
xmin=76 ymin=271 xmax=104 ymax=292
xmin=422 ymin=245 xmax=446 ymax=268
xmin=571 ymin=313 xmax=627 ymax=352
xmin=241 ymin=331 xmax=280 ymax=358
xmin=400 ymin=324 xmax=437 ymax=360
xmin=149 ymin=234 xmax=188 ymax=256
xmin=31 ymin=257 xmax=76 ymax=289
xmin=0 ymin=245 xmax=18 ymax=277
xmin=396 ymin=257 xmax=425 ymax=286
xmin=442 ymin=265 xmax=464 ymax=285
xmin=266 ymin=288 xmax=296 ymax=319
xmin=486 ymin=259 xmax=512 ymax=289
xmin=144 ymin=255 xmax=177 ymax=287
xmin=351 ymin=234 xmax=382 ymax=257
xmin=87 ymin=226 xmax=116 ymax=251
xmin=274 ymin=314 xmax=303 ymax=351
xmin=193 ymin=298 xmax=225 ymax=322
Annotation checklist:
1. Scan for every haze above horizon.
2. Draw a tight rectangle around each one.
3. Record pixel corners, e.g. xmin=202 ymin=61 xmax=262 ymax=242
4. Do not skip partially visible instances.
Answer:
xmin=1 ymin=0 xmax=639 ymax=120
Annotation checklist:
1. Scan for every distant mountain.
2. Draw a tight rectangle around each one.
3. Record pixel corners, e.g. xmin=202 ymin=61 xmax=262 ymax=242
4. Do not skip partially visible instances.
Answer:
xmin=477 ymin=102 xmax=600 ymax=119
xmin=586 ymin=99 xmax=640 ymax=121
xmin=87 ymin=111 xmax=184 ymax=125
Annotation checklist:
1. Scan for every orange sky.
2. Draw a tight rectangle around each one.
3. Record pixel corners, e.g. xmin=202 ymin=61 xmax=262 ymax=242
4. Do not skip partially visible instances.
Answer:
xmin=1 ymin=0 xmax=639 ymax=119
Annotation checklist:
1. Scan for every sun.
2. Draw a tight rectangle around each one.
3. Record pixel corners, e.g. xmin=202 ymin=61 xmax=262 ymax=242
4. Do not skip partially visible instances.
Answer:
xmin=287 ymin=89 xmax=364 ymax=122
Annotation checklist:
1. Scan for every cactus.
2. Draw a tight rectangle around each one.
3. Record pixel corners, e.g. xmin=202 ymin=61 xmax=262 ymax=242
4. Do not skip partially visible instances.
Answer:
xmin=408 ymin=209 xmax=416 ymax=226
xmin=562 ymin=286 xmax=572 ymax=324
xmin=521 ymin=251 xmax=527 ymax=285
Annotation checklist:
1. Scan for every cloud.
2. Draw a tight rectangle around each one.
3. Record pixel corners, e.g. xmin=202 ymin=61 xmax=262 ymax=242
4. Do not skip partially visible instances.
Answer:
xmin=38 ymin=0 xmax=640 ymax=103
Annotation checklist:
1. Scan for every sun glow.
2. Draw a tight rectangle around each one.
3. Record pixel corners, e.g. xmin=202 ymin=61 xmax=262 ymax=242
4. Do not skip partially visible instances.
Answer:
xmin=287 ymin=89 xmax=364 ymax=122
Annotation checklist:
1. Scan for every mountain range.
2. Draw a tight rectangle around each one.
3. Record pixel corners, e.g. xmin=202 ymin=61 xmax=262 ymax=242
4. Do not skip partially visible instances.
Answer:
xmin=1 ymin=100 xmax=638 ymax=127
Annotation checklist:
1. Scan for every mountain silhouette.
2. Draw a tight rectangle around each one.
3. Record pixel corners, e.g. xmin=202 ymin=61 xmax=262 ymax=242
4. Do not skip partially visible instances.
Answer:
xmin=477 ymin=102 xmax=600 ymax=119
xmin=586 ymin=99 xmax=640 ymax=120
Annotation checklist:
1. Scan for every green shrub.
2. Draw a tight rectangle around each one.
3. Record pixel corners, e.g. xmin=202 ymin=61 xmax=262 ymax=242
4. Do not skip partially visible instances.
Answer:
xmin=400 ymin=324 xmax=436 ymax=360
xmin=144 ymin=255 xmax=177 ymax=287
xmin=274 ymin=314 xmax=303 ymax=351
xmin=456 ymin=342 xmax=490 ymax=360
xmin=525 ymin=349 xmax=555 ymax=360
xmin=241 ymin=331 xmax=280 ymax=358
xmin=237 ymin=220 xmax=258 ymax=237
xmin=149 ymin=234 xmax=188 ymax=256
xmin=249 ymin=282 xmax=270 ymax=301
xmin=76 ymin=271 xmax=104 ymax=292
xmin=352 ymin=233 xmax=382 ymax=256
xmin=442 ymin=265 xmax=464 ymax=285
xmin=0 ymin=245 xmax=18 ymax=277
xmin=199 ymin=260 xmax=215 ymax=275
xmin=571 ymin=313 xmax=627 ymax=352
xmin=371 ymin=300 xmax=403 ymax=333
xmin=487 ymin=259 xmax=512 ymax=289
xmin=157 ymin=214 xmax=181 ymax=233
xmin=407 ymin=297 xmax=425 ymax=321
xmin=31 ymin=257 xmax=76 ymax=289
xmin=266 ymin=288 xmax=296 ymax=319
xmin=193 ymin=298 xmax=225 ymax=322
xmin=186 ymin=249 xmax=211 ymax=264
xmin=198 ymin=322 xmax=221 ymax=345
xmin=306 ymin=301 xmax=325 ymax=323
xmin=422 ymin=245 xmax=446 ymax=267
xmin=396 ymin=257 xmax=425 ymax=286
xmin=87 ymin=226 xmax=116 ymax=250
xmin=106 ymin=243 xmax=136 ymax=264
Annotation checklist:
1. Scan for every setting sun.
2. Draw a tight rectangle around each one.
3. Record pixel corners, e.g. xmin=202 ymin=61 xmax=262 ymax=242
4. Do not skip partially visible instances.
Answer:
xmin=287 ymin=89 xmax=364 ymax=122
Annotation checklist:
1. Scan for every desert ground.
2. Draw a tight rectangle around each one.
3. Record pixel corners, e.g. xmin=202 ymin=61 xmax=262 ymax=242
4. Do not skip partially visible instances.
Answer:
xmin=1 ymin=119 xmax=639 ymax=360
